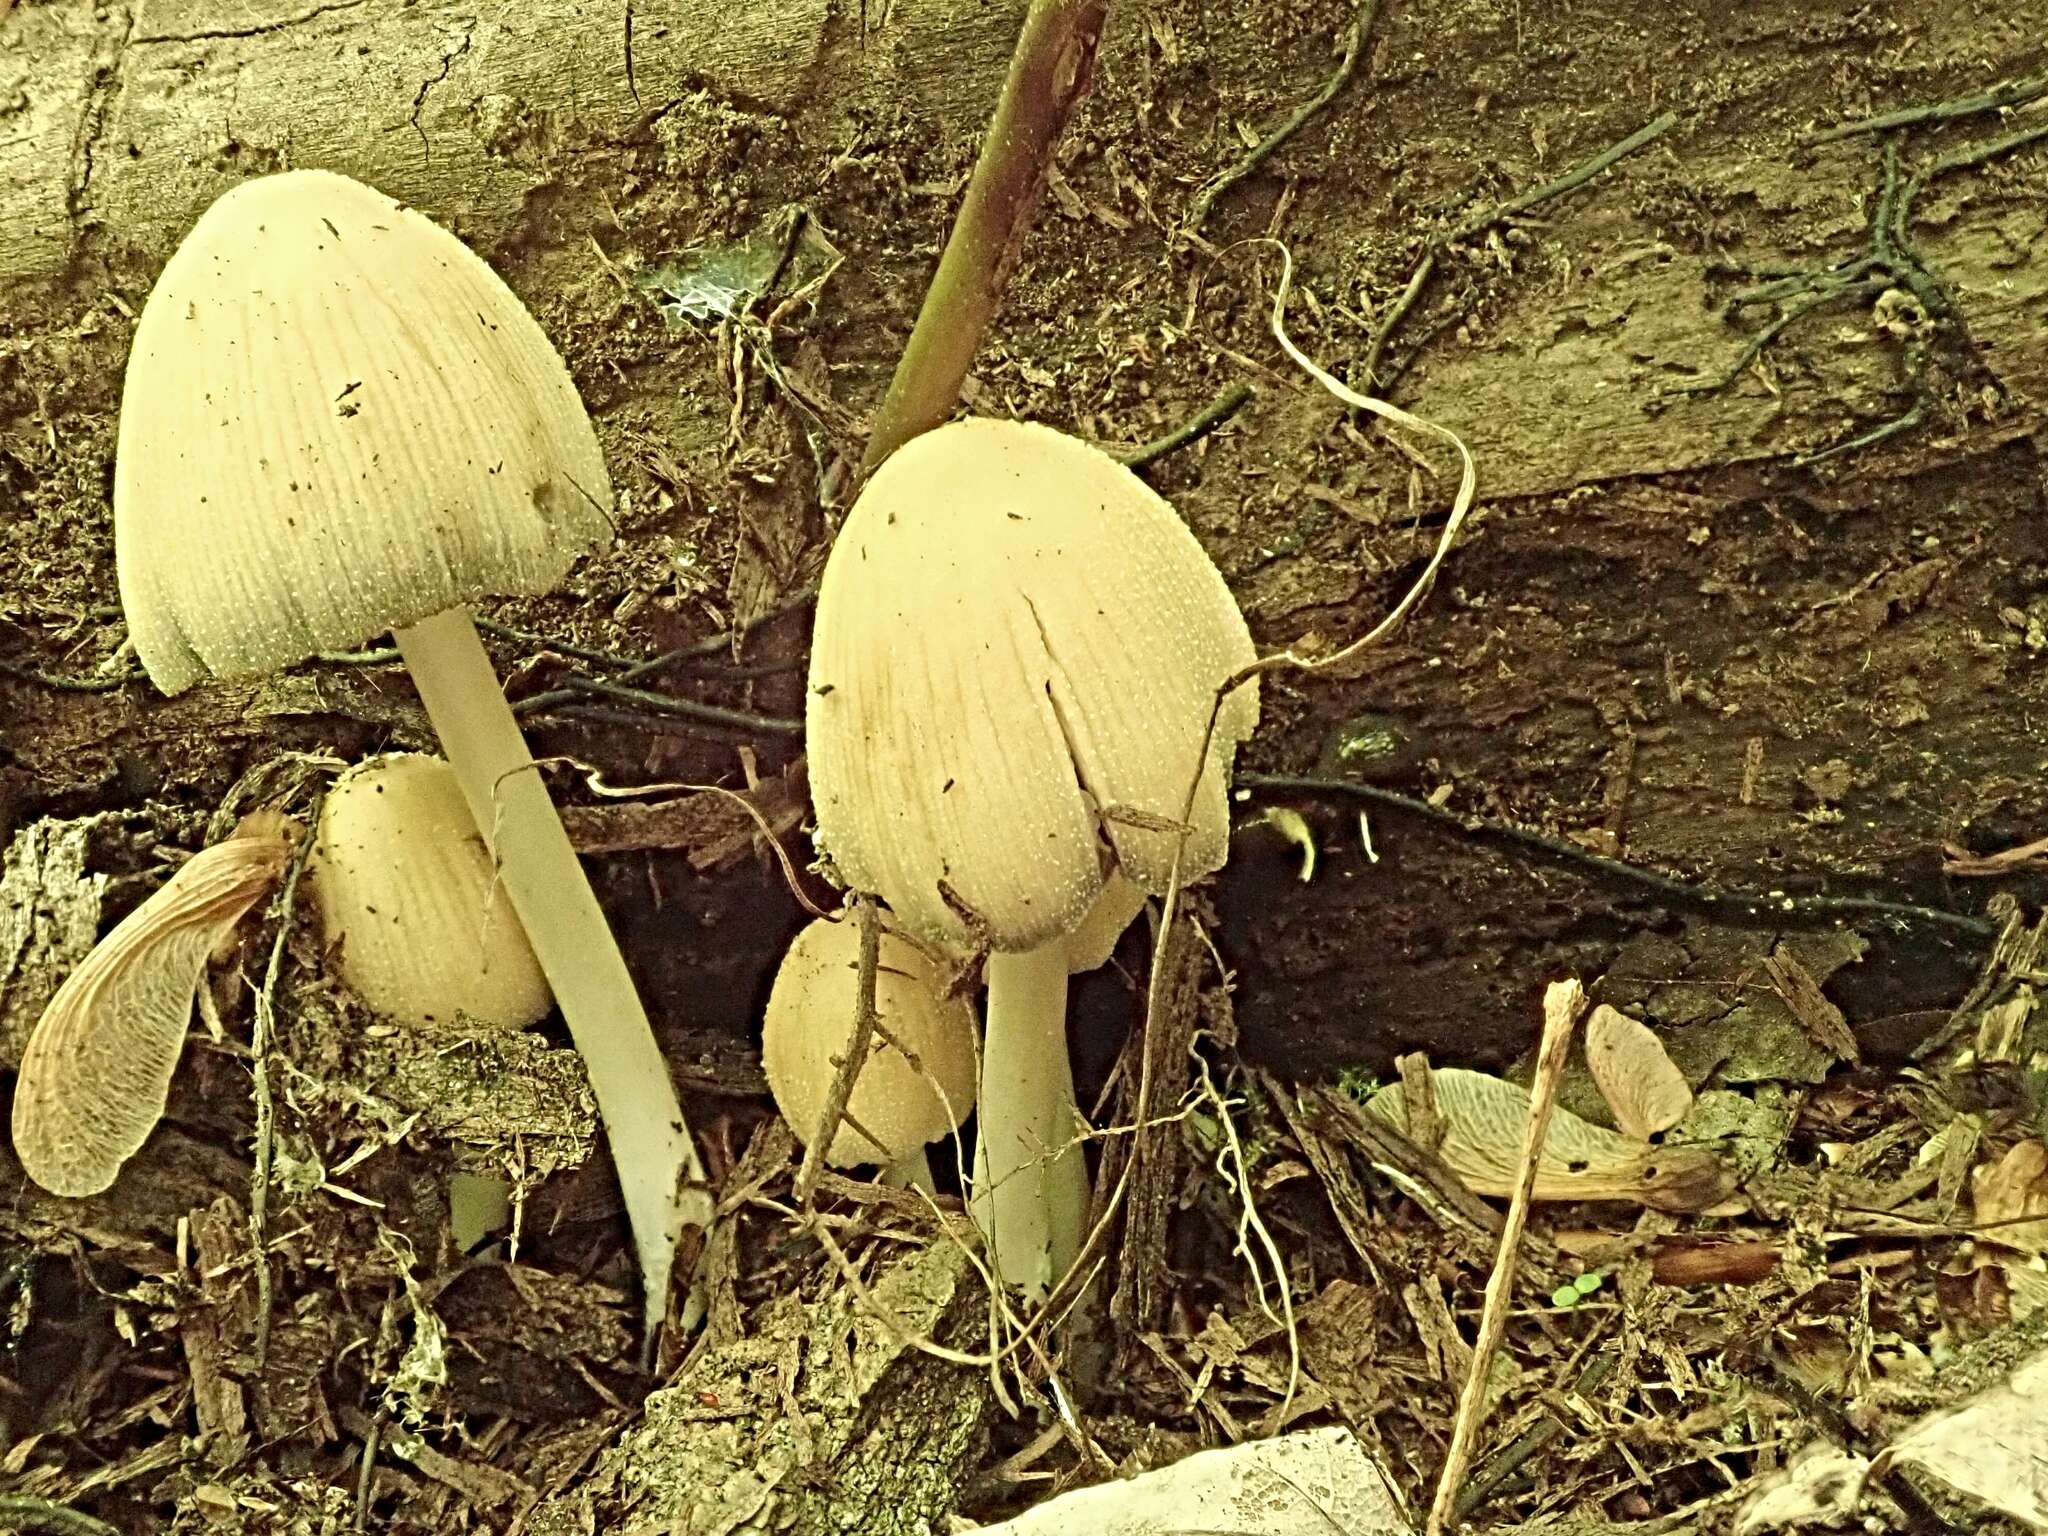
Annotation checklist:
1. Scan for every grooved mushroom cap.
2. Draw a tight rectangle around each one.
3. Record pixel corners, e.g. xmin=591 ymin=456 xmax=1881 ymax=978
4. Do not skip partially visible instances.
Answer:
xmin=806 ymin=419 xmax=1259 ymax=953
xmin=761 ymin=917 xmax=977 ymax=1169
xmin=309 ymin=753 xmax=552 ymax=1030
xmin=115 ymin=169 xmax=614 ymax=695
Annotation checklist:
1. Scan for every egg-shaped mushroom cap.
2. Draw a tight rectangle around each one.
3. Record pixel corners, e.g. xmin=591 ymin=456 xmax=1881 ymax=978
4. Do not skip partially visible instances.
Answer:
xmin=762 ymin=916 xmax=977 ymax=1169
xmin=115 ymin=170 xmax=614 ymax=695
xmin=309 ymin=753 xmax=552 ymax=1031
xmin=807 ymin=419 xmax=1259 ymax=954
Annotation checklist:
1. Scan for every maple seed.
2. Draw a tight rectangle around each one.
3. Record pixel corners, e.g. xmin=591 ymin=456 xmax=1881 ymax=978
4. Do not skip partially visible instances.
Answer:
xmin=11 ymin=815 xmax=294 ymax=1197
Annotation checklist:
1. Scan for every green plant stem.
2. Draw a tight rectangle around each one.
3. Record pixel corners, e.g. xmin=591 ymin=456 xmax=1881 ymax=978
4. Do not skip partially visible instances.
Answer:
xmin=861 ymin=0 xmax=1108 ymax=474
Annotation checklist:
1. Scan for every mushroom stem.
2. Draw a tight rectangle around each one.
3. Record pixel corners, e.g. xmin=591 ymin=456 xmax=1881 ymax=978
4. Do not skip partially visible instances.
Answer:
xmin=393 ymin=606 xmax=711 ymax=1332
xmin=970 ymin=943 xmax=1089 ymax=1297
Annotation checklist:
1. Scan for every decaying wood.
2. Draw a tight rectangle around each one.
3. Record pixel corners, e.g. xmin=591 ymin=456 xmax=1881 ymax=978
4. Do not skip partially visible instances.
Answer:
xmin=5 ymin=0 xmax=2044 ymax=509
xmin=1764 ymin=943 xmax=1864 ymax=1064
xmin=0 ymin=0 xmax=1020 ymax=291
xmin=557 ymin=762 xmax=808 ymax=867
xmin=0 ymin=814 xmax=107 ymax=1065
xmin=1103 ymin=904 xmax=1202 ymax=1336
xmin=525 ymin=1238 xmax=987 ymax=1536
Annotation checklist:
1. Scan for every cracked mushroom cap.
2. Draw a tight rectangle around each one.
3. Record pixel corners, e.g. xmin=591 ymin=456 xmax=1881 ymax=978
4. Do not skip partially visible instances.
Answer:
xmin=309 ymin=753 xmax=551 ymax=1031
xmin=761 ymin=916 xmax=977 ymax=1169
xmin=115 ymin=169 xmax=614 ymax=695
xmin=806 ymin=419 xmax=1259 ymax=953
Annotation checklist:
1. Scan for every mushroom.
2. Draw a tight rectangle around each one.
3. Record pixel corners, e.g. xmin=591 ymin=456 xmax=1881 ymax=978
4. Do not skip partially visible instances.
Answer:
xmin=113 ymin=169 xmax=708 ymax=1332
xmin=761 ymin=914 xmax=976 ymax=1191
xmin=309 ymin=753 xmax=550 ymax=1031
xmin=805 ymin=419 xmax=1258 ymax=1296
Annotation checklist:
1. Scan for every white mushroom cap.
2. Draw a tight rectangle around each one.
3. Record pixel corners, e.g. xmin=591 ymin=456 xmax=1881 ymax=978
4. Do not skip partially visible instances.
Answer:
xmin=806 ymin=419 xmax=1258 ymax=953
xmin=309 ymin=753 xmax=551 ymax=1030
xmin=115 ymin=169 xmax=614 ymax=695
xmin=761 ymin=916 xmax=977 ymax=1169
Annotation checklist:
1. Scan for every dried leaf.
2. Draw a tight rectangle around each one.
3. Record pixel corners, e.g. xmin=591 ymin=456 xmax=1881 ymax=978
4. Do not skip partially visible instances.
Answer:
xmin=10 ymin=826 xmax=291 ymax=1196
xmin=1586 ymin=1004 xmax=1692 ymax=1139
xmin=1735 ymin=1444 xmax=1871 ymax=1535
xmin=1973 ymin=1140 xmax=2048 ymax=1255
xmin=1364 ymin=1067 xmax=1728 ymax=1212
xmin=1877 ymin=1348 xmax=2048 ymax=1531
xmin=976 ymin=1425 xmax=1409 ymax=1536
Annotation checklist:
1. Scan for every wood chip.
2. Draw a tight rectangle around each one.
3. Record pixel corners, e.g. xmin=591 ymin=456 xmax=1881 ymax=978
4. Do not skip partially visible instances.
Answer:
xmin=1764 ymin=944 xmax=1862 ymax=1064
xmin=558 ymin=762 xmax=807 ymax=870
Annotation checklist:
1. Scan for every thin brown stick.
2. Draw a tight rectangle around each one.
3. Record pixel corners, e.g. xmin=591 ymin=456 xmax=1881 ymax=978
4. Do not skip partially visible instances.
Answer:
xmin=1944 ymin=833 xmax=2048 ymax=876
xmin=1363 ymin=112 xmax=1675 ymax=387
xmin=793 ymin=895 xmax=882 ymax=1206
xmin=861 ymin=0 xmax=1108 ymax=474
xmin=1802 ymin=71 xmax=2048 ymax=144
xmin=1119 ymin=382 xmax=1254 ymax=470
xmin=249 ymin=810 xmax=318 ymax=1367
xmin=1425 ymin=978 xmax=1586 ymax=1536
xmin=1183 ymin=0 xmax=1381 ymax=232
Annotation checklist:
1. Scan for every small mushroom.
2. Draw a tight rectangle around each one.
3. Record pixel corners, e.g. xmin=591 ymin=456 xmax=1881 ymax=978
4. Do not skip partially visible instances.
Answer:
xmin=806 ymin=419 xmax=1258 ymax=1295
xmin=114 ymin=170 xmax=706 ymax=1331
xmin=309 ymin=753 xmax=550 ymax=1031
xmin=761 ymin=915 xmax=976 ymax=1191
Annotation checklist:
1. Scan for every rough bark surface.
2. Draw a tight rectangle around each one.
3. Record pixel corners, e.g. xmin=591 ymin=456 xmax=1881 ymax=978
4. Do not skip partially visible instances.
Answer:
xmin=4 ymin=1 xmax=2048 ymax=1522
xmin=6 ymin=0 xmax=2047 ymax=1072
xmin=525 ymin=1239 xmax=987 ymax=1536
xmin=2 ymin=0 xmax=1017 ymax=289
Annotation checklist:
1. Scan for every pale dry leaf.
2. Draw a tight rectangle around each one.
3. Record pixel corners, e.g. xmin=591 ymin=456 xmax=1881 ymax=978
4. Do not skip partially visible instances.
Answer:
xmin=1972 ymin=1140 xmax=2048 ymax=1255
xmin=11 ymin=824 xmax=292 ymax=1196
xmin=976 ymin=1425 xmax=1411 ymax=1535
xmin=1365 ymin=1067 xmax=1728 ymax=1212
xmin=1734 ymin=1443 xmax=1871 ymax=1535
xmin=1876 ymin=1348 xmax=2048 ymax=1531
xmin=1585 ymin=1004 xmax=1692 ymax=1139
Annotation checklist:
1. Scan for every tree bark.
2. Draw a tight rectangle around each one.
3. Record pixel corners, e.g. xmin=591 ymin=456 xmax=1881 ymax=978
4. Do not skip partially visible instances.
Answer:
xmin=6 ymin=0 xmax=2048 ymax=1112
xmin=1 ymin=0 xmax=1021 ymax=292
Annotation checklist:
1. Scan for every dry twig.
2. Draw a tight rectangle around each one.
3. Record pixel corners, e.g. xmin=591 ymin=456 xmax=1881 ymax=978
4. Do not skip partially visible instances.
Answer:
xmin=1426 ymin=979 xmax=1586 ymax=1536
xmin=793 ymin=895 xmax=883 ymax=1207
xmin=1365 ymin=112 xmax=1676 ymax=388
xmin=1182 ymin=0 xmax=1382 ymax=233
xmin=1237 ymin=772 xmax=2001 ymax=941
xmin=249 ymin=805 xmax=319 ymax=1366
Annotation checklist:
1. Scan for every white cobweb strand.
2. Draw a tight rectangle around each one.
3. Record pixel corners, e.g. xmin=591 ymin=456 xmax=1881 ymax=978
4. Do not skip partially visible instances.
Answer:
xmin=393 ymin=606 xmax=711 ymax=1332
